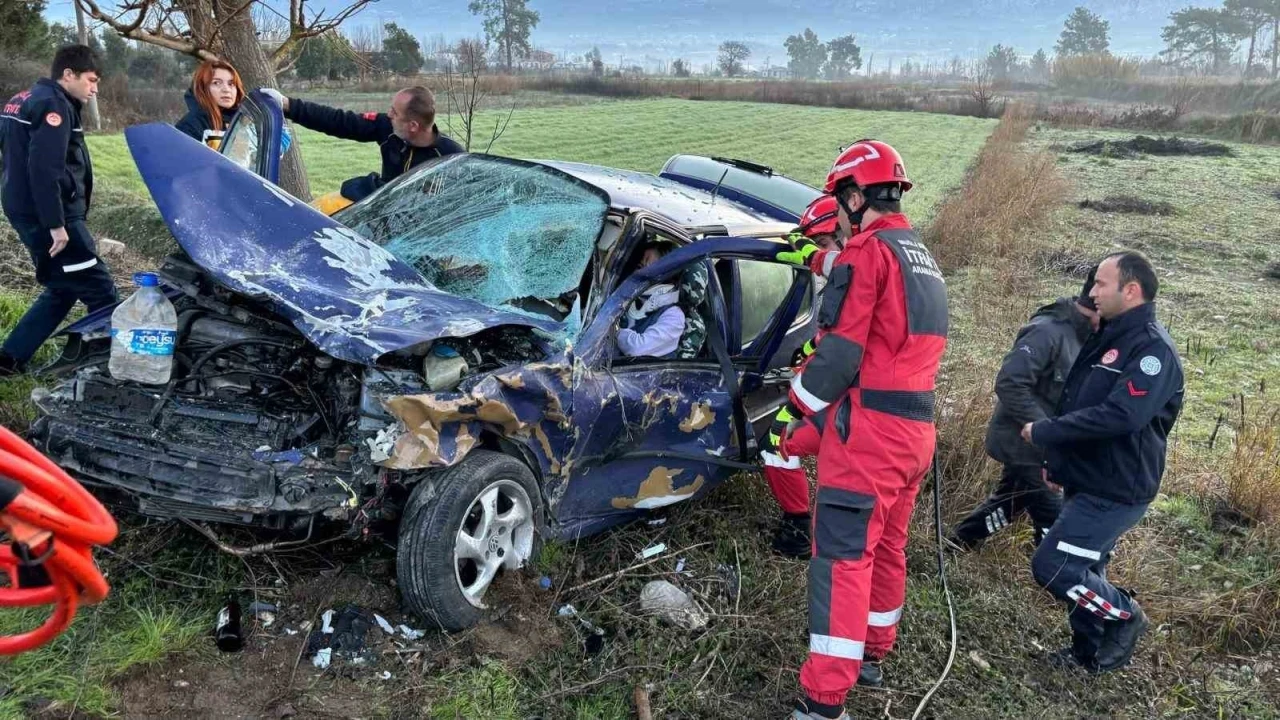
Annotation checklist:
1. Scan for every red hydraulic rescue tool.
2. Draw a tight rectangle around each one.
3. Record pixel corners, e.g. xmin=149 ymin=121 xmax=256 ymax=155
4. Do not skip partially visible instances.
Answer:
xmin=0 ymin=424 xmax=116 ymax=655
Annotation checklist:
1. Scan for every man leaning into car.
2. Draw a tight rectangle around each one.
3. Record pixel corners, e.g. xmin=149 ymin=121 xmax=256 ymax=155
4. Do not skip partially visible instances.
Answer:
xmin=260 ymin=87 xmax=463 ymax=214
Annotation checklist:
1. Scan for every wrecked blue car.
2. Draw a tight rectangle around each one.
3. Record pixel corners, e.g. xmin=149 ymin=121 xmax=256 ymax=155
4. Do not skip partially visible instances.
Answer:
xmin=31 ymin=92 xmax=822 ymax=629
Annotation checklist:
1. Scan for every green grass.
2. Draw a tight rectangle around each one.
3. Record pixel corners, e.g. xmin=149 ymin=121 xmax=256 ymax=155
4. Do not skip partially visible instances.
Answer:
xmin=1030 ymin=126 xmax=1280 ymax=443
xmin=83 ymin=98 xmax=995 ymax=218
xmin=0 ymin=587 xmax=208 ymax=718
xmin=3 ymin=101 xmax=1280 ymax=718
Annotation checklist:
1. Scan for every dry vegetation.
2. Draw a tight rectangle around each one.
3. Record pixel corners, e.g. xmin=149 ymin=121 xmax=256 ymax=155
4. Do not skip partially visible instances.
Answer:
xmin=1 ymin=96 xmax=1277 ymax=716
xmin=930 ymin=110 xmax=1280 ymax=679
xmin=923 ymin=107 xmax=1070 ymax=273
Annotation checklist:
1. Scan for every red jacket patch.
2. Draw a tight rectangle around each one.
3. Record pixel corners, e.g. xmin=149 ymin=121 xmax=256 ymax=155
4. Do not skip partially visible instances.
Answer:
xmin=362 ymin=112 xmax=377 ymax=121
xmin=1127 ymin=380 xmax=1147 ymax=397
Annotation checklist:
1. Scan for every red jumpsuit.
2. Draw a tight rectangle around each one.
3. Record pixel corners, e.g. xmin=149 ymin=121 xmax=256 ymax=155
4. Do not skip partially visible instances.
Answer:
xmin=785 ymin=213 xmax=948 ymax=706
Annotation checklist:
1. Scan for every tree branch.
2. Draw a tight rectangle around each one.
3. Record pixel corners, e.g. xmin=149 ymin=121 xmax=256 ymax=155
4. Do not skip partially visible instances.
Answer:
xmin=80 ymin=0 xmax=221 ymax=60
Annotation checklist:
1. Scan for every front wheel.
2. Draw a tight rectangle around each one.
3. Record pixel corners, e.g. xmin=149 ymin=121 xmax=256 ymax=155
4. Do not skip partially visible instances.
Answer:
xmin=396 ymin=450 xmax=543 ymax=631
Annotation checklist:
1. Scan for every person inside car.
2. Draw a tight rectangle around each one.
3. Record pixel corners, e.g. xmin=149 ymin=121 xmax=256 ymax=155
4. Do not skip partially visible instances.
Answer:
xmin=175 ymin=60 xmax=245 ymax=150
xmin=616 ymin=241 xmax=686 ymax=359
xmin=260 ymin=86 xmax=463 ymax=215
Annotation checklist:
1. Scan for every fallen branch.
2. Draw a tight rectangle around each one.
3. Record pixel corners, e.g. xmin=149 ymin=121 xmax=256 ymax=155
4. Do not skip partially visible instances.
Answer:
xmin=563 ymin=542 xmax=710 ymax=594
xmin=536 ymin=665 xmax=666 ymax=700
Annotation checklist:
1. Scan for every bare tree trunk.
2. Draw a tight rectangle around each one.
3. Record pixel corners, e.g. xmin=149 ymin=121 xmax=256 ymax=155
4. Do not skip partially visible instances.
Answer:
xmin=74 ymin=2 xmax=101 ymax=130
xmin=1273 ymin=17 xmax=1279 ymax=79
xmin=212 ymin=0 xmax=311 ymax=199
xmin=1246 ymin=27 xmax=1257 ymax=77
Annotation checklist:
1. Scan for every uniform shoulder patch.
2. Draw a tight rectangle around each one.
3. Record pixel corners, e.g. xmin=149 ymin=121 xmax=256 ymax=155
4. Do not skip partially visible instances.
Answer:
xmin=1140 ymin=356 xmax=1162 ymax=376
xmin=45 ymin=112 xmax=62 ymax=127
xmin=1017 ymin=344 xmax=1035 ymax=356
xmin=1101 ymin=348 xmax=1119 ymax=365
xmin=362 ymin=111 xmax=377 ymax=121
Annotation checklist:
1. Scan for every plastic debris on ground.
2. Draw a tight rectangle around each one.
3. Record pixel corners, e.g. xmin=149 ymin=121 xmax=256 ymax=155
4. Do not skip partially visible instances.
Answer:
xmin=307 ymin=605 xmax=377 ymax=669
xmin=539 ymin=576 xmax=553 ymax=590
xmin=248 ymin=601 xmax=278 ymax=628
xmin=637 ymin=543 xmax=666 ymax=560
xmin=646 ymin=518 xmax=667 ymax=527
xmin=556 ymin=604 xmax=607 ymax=655
xmin=716 ymin=563 xmax=741 ymax=601
xmin=398 ymin=624 xmax=425 ymax=641
xmin=639 ymin=580 xmax=708 ymax=631
xmin=373 ymin=614 xmax=396 ymax=635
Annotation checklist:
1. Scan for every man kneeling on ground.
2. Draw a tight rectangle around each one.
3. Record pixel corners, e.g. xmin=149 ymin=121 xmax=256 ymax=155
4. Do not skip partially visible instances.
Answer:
xmin=949 ymin=267 xmax=1100 ymax=549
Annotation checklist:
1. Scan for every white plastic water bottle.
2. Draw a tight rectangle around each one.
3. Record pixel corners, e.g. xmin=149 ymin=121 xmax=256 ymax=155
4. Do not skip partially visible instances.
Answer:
xmin=109 ymin=272 xmax=177 ymax=384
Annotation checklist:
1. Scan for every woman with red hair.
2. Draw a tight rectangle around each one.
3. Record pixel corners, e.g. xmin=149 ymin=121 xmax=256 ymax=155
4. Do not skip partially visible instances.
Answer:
xmin=175 ymin=60 xmax=245 ymax=149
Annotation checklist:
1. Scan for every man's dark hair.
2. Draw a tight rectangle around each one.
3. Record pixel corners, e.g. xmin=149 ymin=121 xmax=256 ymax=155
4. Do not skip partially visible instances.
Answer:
xmin=1106 ymin=250 xmax=1158 ymax=301
xmin=400 ymin=86 xmax=436 ymax=126
xmin=838 ymin=182 xmax=901 ymax=214
xmin=52 ymin=45 xmax=102 ymax=80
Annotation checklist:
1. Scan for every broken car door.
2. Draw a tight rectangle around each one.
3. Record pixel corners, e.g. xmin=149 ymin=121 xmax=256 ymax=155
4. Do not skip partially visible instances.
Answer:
xmin=218 ymin=89 xmax=285 ymax=184
xmin=550 ymin=238 xmax=807 ymax=538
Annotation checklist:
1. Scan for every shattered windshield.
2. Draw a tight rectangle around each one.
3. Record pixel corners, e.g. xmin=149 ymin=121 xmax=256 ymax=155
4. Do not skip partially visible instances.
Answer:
xmin=335 ymin=155 xmax=608 ymax=325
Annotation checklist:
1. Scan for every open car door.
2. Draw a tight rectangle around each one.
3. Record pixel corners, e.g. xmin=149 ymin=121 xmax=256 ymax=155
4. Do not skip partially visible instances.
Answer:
xmin=550 ymin=237 xmax=810 ymax=538
xmin=218 ymin=89 xmax=286 ymax=185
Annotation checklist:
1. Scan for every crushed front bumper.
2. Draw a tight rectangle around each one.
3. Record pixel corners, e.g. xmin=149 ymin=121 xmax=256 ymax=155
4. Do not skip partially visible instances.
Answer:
xmin=31 ymin=375 xmax=360 ymax=529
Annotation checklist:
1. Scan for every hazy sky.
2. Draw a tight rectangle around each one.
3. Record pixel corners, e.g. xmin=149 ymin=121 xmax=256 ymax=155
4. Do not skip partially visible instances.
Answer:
xmin=51 ymin=0 xmax=1191 ymax=70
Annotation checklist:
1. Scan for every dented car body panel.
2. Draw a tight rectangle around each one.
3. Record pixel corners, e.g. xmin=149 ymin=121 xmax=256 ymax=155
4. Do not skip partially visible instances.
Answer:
xmin=33 ymin=103 xmax=819 ymax=541
xmin=126 ymin=124 xmax=567 ymax=365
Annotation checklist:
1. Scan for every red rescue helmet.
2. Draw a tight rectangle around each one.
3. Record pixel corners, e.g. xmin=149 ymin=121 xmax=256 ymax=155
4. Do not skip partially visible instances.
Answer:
xmin=823 ymin=139 xmax=913 ymax=194
xmin=797 ymin=195 xmax=839 ymax=237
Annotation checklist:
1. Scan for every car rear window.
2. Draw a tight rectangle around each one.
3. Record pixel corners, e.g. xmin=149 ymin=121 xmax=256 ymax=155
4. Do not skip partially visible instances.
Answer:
xmin=336 ymin=155 xmax=608 ymax=321
xmin=663 ymin=155 xmax=818 ymax=217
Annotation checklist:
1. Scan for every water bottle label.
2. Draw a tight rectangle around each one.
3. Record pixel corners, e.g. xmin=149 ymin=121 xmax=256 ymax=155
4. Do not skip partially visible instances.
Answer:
xmin=112 ymin=328 xmax=176 ymax=356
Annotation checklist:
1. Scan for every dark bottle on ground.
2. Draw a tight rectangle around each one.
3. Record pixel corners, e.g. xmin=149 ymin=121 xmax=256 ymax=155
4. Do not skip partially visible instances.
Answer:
xmin=215 ymin=597 xmax=244 ymax=652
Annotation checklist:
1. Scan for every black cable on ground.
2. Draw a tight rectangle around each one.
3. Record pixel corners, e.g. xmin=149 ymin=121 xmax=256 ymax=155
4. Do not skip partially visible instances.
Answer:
xmin=912 ymin=449 xmax=958 ymax=720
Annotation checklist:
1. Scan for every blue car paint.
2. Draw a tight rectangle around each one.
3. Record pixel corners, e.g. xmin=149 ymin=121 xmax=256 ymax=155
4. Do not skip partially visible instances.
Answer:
xmin=124 ymin=122 xmax=565 ymax=365
xmin=376 ymin=238 xmax=800 ymax=538
xmin=68 ymin=102 xmax=814 ymax=538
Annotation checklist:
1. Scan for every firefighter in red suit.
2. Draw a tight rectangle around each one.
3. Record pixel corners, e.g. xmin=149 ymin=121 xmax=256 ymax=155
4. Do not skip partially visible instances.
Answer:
xmin=760 ymin=195 xmax=847 ymax=557
xmin=775 ymin=141 xmax=949 ymax=720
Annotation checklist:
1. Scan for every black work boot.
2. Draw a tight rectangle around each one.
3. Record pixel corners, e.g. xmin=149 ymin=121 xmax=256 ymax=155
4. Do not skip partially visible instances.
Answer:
xmin=1046 ymin=645 xmax=1099 ymax=673
xmin=0 ymin=351 xmax=23 ymax=378
xmin=856 ymin=658 xmax=884 ymax=687
xmin=1095 ymin=596 xmax=1149 ymax=673
xmin=772 ymin=512 xmax=811 ymax=559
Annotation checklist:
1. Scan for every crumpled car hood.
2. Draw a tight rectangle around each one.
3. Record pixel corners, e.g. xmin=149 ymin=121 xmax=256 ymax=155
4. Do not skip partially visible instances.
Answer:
xmin=125 ymin=123 xmax=563 ymax=365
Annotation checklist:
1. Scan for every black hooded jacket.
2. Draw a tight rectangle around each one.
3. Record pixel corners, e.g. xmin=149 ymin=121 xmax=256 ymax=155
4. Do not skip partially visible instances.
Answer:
xmin=175 ymin=88 xmax=237 ymax=148
xmin=985 ymin=298 xmax=1094 ymax=466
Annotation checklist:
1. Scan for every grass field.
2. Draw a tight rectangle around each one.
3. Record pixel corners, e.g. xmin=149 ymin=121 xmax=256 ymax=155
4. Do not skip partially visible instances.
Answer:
xmin=1 ymin=98 xmax=1279 ymax=718
xmin=81 ymin=97 xmax=995 ymax=219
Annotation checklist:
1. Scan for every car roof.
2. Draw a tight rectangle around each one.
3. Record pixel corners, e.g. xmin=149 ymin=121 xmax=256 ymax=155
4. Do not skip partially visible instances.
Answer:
xmin=535 ymin=160 xmax=782 ymax=230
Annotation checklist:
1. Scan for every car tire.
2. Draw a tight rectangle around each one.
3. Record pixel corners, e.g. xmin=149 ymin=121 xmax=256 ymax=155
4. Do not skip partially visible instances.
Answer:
xmin=396 ymin=450 xmax=543 ymax=632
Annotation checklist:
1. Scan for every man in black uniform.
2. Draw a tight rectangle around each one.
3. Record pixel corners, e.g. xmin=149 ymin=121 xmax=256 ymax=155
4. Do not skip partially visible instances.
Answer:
xmin=1 ymin=46 xmax=115 ymax=377
xmin=950 ymin=268 xmax=1100 ymax=548
xmin=1023 ymin=250 xmax=1184 ymax=673
xmin=261 ymin=86 xmax=463 ymax=208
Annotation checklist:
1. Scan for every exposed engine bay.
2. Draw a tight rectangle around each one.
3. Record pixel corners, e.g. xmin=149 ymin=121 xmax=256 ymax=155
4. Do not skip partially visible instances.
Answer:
xmin=30 ymin=252 xmax=548 ymax=530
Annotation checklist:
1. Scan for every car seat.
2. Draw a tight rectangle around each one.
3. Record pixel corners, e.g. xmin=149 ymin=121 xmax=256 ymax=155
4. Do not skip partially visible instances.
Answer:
xmin=676 ymin=262 xmax=711 ymax=359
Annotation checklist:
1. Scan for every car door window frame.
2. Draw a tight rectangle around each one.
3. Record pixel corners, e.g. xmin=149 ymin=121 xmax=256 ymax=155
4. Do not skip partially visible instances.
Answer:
xmin=219 ymin=90 xmax=284 ymax=184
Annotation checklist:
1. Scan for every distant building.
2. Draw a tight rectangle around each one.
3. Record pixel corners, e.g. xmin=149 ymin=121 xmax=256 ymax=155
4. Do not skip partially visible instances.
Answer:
xmin=755 ymin=65 xmax=791 ymax=79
